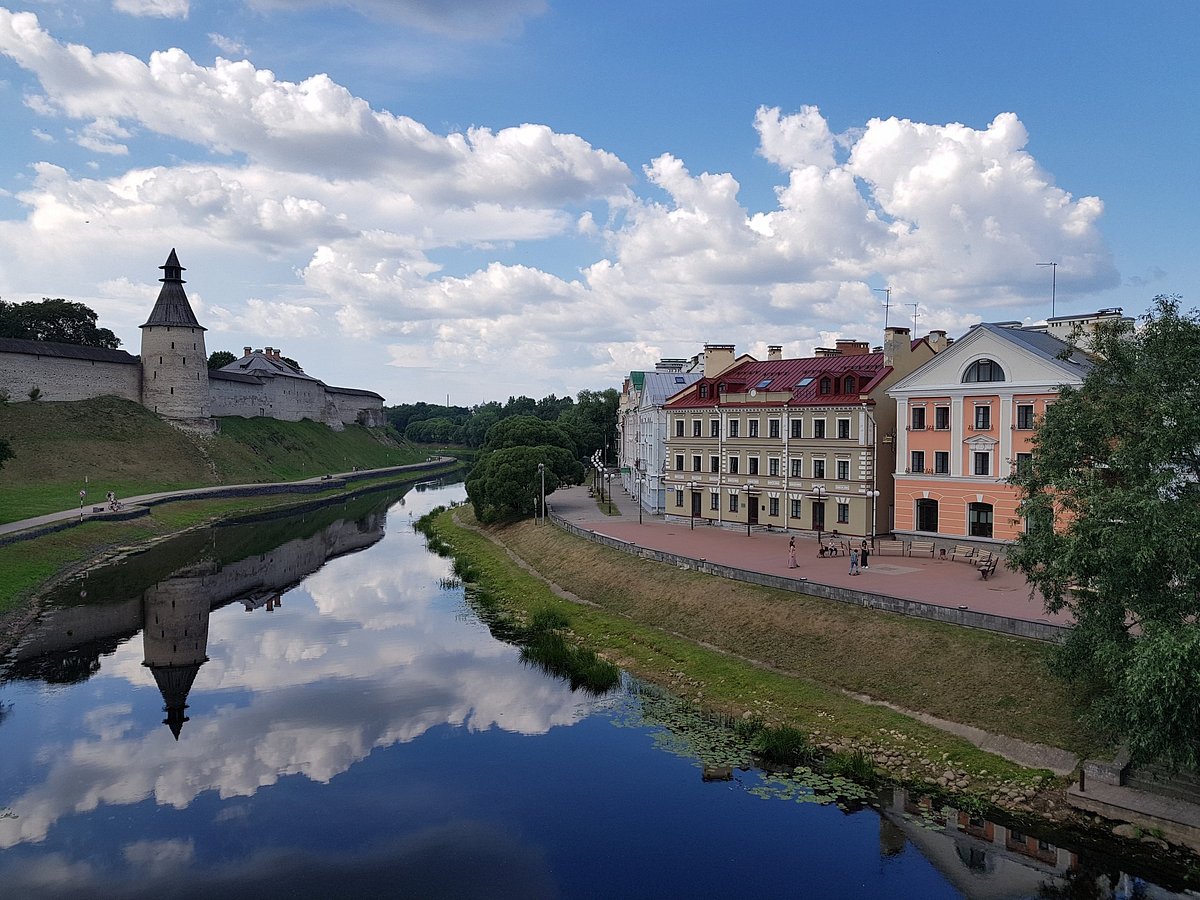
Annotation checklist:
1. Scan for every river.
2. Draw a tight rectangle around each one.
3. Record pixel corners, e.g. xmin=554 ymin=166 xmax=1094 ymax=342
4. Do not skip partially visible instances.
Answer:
xmin=0 ymin=481 xmax=1190 ymax=898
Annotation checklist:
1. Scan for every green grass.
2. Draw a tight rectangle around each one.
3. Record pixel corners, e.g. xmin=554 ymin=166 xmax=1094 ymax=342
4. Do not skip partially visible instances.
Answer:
xmin=0 ymin=396 xmax=428 ymax=524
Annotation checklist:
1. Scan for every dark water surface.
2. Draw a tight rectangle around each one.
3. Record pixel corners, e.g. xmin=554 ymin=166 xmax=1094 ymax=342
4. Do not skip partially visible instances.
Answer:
xmin=0 ymin=482 xmax=1189 ymax=898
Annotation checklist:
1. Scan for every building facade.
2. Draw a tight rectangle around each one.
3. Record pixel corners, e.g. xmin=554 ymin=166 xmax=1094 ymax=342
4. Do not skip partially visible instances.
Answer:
xmin=885 ymin=317 xmax=1120 ymax=544
xmin=661 ymin=328 xmax=938 ymax=538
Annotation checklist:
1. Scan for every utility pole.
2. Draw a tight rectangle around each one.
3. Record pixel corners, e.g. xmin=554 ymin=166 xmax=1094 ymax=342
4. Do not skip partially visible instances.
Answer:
xmin=1037 ymin=262 xmax=1058 ymax=318
xmin=873 ymin=287 xmax=892 ymax=329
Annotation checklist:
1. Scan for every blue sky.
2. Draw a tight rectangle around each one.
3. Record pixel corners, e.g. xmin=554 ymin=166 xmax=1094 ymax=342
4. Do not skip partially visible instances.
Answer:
xmin=0 ymin=1 xmax=1195 ymax=405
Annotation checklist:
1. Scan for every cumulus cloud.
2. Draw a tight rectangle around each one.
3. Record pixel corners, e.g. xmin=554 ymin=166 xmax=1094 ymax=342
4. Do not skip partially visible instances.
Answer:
xmin=208 ymin=32 xmax=250 ymax=57
xmin=113 ymin=0 xmax=189 ymax=18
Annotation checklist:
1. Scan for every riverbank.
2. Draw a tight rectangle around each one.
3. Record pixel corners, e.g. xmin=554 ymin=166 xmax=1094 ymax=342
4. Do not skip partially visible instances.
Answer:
xmin=0 ymin=460 xmax=461 ymax=647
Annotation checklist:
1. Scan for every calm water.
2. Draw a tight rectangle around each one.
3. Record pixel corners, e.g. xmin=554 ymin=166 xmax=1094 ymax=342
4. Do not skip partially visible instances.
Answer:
xmin=0 ymin=482 xmax=1188 ymax=899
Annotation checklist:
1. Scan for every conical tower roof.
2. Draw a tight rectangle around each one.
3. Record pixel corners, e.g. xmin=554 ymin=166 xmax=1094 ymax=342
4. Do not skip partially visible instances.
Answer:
xmin=150 ymin=661 xmax=205 ymax=740
xmin=140 ymin=249 xmax=205 ymax=330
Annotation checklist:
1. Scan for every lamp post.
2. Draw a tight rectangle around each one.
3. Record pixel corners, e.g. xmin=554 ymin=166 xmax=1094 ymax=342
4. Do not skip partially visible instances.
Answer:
xmin=742 ymin=484 xmax=752 ymax=537
xmin=636 ymin=474 xmax=644 ymax=525
xmin=866 ymin=488 xmax=880 ymax=548
xmin=686 ymin=481 xmax=695 ymax=529
xmin=812 ymin=485 xmax=827 ymax=547
xmin=605 ymin=473 xmax=613 ymax=514
xmin=538 ymin=462 xmax=545 ymax=525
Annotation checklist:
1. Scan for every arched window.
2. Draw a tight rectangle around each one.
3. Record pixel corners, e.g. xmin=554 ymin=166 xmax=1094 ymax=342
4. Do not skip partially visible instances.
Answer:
xmin=915 ymin=499 xmax=939 ymax=533
xmin=843 ymin=375 xmax=856 ymax=394
xmin=963 ymin=359 xmax=1006 ymax=383
xmin=968 ymin=502 xmax=994 ymax=538
xmin=819 ymin=377 xmax=832 ymax=395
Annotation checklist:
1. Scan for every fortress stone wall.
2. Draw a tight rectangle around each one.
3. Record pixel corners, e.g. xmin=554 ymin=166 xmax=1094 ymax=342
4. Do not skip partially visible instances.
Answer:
xmin=0 ymin=250 xmax=384 ymax=429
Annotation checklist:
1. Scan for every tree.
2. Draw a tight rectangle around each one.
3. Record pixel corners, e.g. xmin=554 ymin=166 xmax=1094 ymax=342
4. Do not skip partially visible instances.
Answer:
xmin=482 ymin=415 xmax=578 ymax=457
xmin=1009 ymin=296 xmax=1200 ymax=769
xmin=466 ymin=444 xmax=581 ymax=523
xmin=0 ymin=436 xmax=11 ymax=470
xmin=208 ymin=350 xmax=237 ymax=369
xmin=0 ymin=298 xmax=121 ymax=348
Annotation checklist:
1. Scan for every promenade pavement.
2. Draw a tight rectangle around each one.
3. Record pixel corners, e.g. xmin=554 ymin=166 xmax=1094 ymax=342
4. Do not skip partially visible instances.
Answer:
xmin=551 ymin=480 xmax=1070 ymax=628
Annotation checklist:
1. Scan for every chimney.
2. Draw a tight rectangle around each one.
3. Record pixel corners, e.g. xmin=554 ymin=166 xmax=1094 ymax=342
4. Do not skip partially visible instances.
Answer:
xmin=243 ymin=346 xmax=252 ymax=357
xmin=767 ymin=345 xmax=783 ymax=361
xmin=814 ymin=347 xmax=840 ymax=357
xmin=272 ymin=348 xmax=281 ymax=359
xmin=926 ymin=330 xmax=948 ymax=354
xmin=703 ymin=344 xmax=736 ymax=378
xmin=834 ymin=339 xmax=870 ymax=356
xmin=883 ymin=326 xmax=912 ymax=367
xmin=264 ymin=347 xmax=273 ymax=358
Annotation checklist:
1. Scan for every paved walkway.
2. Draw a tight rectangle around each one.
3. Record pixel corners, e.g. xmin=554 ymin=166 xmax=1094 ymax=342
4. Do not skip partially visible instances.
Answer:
xmin=552 ymin=480 xmax=1069 ymax=628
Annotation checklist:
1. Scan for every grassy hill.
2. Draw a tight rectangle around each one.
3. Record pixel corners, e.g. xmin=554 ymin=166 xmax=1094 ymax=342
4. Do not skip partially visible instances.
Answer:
xmin=0 ymin=395 xmax=428 ymax=524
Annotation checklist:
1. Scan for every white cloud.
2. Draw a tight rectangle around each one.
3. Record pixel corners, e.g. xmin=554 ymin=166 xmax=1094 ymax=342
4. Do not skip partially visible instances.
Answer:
xmin=113 ymin=0 xmax=189 ymax=18
xmin=244 ymin=0 xmax=546 ymax=39
xmin=208 ymin=33 xmax=250 ymax=57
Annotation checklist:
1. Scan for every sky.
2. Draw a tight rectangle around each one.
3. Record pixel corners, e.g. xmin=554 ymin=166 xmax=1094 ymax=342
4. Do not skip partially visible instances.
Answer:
xmin=0 ymin=2 xmax=1196 ymax=407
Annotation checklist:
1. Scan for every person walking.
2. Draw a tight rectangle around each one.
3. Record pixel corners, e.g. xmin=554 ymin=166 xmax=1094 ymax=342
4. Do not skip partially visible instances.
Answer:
xmin=849 ymin=548 xmax=860 ymax=575
xmin=860 ymin=539 xmax=870 ymax=570
xmin=788 ymin=537 xmax=797 ymax=569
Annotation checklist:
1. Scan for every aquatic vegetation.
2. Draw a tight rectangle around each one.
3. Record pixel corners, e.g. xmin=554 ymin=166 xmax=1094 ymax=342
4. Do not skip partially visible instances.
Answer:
xmin=751 ymin=725 xmax=821 ymax=767
xmin=825 ymin=749 xmax=876 ymax=783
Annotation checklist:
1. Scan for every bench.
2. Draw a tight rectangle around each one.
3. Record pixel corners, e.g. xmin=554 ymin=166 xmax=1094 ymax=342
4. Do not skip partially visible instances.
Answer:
xmin=876 ymin=539 xmax=906 ymax=556
xmin=908 ymin=540 xmax=935 ymax=557
xmin=951 ymin=544 xmax=977 ymax=563
xmin=977 ymin=552 xmax=1000 ymax=580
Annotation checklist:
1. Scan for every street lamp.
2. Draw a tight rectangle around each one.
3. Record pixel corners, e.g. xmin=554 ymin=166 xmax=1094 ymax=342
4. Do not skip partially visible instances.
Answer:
xmin=605 ymin=472 xmax=613 ymax=514
xmin=866 ymin=488 xmax=880 ymax=547
xmin=742 ymin=484 xmax=752 ymax=537
xmin=538 ymin=462 xmax=545 ymax=525
xmin=812 ymin=485 xmax=827 ymax=547
xmin=686 ymin=481 xmax=695 ymax=529
xmin=636 ymin=474 xmax=644 ymax=525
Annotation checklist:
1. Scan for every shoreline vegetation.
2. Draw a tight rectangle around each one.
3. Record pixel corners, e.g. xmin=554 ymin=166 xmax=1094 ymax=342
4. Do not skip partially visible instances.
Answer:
xmin=423 ymin=504 xmax=1124 ymax=830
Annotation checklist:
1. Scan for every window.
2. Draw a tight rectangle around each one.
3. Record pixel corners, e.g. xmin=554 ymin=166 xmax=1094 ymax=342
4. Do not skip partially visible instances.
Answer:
xmin=1016 ymin=404 xmax=1035 ymax=429
xmin=769 ymin=497 xmax=779 ymax=517
xmin=974 ymin=405 xmax=991 ymax=430
xmin=698 ymin=384 xmax=708 ymax=399
xmin=969 ymin=502 xmax=994 ymax=538
xmin=915 ymin=498 xmax=939 ymax=532
xmin=748 ymin=419 xmax=759 ymax=438
xmin=768 ymin=457 xmax=780 ymax=476
xmin=813 ymin=419 xmax=826 ymax=439
xmin=963 ymin=359 xmax=1006 ymax=383
xmin=710 ymin=492 xmax=719 ymax=511
xmin=692 ymin=455 xmax=702 ymax=472
xmin=790 ymin=419 xmax=802 ymax=439
xmin=674 ymin=490 xmax=683 ymax=508
xmin=812 ymin=459 xmax=826 ymax=479
xmin=790 ymin=458 xmax=802 ymax=478
xmin=934 ymin=451 xmax=949 ymax=474
xmin=710 ymin=455 xmax=720 ymax=473
xmin=749 ymin=457 xmax=759 ymax=475
xmin=911 ymin=407 xmax=926 ymax=430
xmin=728 ymin=456 xmax=739 ymax=474
xmin=819 ymin=377 xmax=831 ymax=394
xmin=729 ymin=493 xmax=739 ymax=513
xmin=837 ymin=501 xmax=850 ymax=524
xmin=910 ymin=451 xmax=925 ymax=473
xmin=769 ymin=419 xmax=780 ymax=439
xmin=934 ymin=406 xmax=950 ymax=430
xmin=791 ymin=498 xmax=802 ymax=518
xmin=693 ymin=420 xmax=702 ymax=437
xmin=843 ymin=376 xmax=856 ymax=394
xmin=836 ymin=459 xmax=850 ymax=480
xmin=729 ymin=420 xmax=740 ymax=438
xmin=1015 ymin=452 xmax=1033 ymax=476
xmin=675 ymin=419 xmax=684 ymax=437
xmin=974 ymin=452 xmax=990 ymax=476
xmin=675 ymin=454 xmax=684 ymax=471
xmin=710 ymin=419 xmax=720 ymax=437
xmin=837 ymin=419 xmax=850 ymax=439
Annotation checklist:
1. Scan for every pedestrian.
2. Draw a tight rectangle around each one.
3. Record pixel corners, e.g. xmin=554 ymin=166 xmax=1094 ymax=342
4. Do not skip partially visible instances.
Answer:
xmin=788 ymin=537 xmax=797 ymax=569
xmin=860 ymin=539 xmax=870 ymax=570
xmin=849 ymin=548 xmax=860 ymax=575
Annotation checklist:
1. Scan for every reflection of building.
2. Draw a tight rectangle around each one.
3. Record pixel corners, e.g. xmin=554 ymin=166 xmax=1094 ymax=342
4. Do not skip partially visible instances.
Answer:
xmin=6 ymin=507 xmax=388 ymax=738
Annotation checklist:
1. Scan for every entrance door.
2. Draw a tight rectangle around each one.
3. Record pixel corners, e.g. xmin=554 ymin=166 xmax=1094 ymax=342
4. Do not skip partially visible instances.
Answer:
xmin=747 ymin=495 xmax=759 ymax=526
xmin=691 ymin=490 xmax=702 ymax=518
xmin=811 ymin=500 xmax=825 ymax=532
xmin=915 ymin=498 xmax=939 ymax=532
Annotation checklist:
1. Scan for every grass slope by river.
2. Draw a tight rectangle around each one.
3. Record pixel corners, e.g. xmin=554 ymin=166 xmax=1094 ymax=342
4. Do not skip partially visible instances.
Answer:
xmin=0 ymin=395 xmax=426 ymax=524
xmin=431 ymin=507 xmax=1114 ymax=798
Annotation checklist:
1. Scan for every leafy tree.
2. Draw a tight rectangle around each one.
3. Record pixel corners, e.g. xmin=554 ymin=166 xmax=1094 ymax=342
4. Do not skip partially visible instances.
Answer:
xmin=483 ymin=415 xmax=578 ymax=457
xmin=1009 ymin=296 xmax=1200 ymax=769
xmin=0 ymin=298 xmax=121 ymax=348
xmin=559 ymin=388 xmax=619 ymax=461
xmin=208 ymin=350 xmax=237 ymax=369
xmin=466 ymin=444 xmax=582 ymax=523
xmin=0 ymin=436 xmax=12 ymax=470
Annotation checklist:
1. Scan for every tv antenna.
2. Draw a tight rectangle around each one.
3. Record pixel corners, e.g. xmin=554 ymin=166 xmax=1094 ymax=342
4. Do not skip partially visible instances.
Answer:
xmin=872 ymin=287 xmax=892 ymax=329
xmin=1037 ymin=261 xmax=1058 ymax=318
xmin=907 ymin=302 xmax=921 ymax=332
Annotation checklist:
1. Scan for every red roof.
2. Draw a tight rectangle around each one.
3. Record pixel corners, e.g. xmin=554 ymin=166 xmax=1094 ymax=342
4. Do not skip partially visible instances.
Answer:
xmin=665 ymin=353 xmax=891 ymax=410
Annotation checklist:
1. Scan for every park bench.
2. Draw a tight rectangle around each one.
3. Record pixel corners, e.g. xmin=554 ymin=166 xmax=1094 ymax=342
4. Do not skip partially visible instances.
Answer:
xmin=951 ymin=544 xmax=977 ymax=563
xmin=876 ymin=539 xmax=906 ymax=556
xmin=908 ymin=540 xmax=935 ymax=557
xmin=976 ymin=552 xmax=1000 ymax=580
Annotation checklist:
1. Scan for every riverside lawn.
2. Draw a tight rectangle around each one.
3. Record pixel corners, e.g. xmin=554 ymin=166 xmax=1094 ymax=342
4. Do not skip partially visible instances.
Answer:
xmin=430 ymin=506 xmax=1114 ymax=813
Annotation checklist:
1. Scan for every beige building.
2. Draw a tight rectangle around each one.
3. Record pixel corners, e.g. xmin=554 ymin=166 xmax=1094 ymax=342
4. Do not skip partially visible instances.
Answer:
xmin=662 ymin=328 xmax=941 ymax=538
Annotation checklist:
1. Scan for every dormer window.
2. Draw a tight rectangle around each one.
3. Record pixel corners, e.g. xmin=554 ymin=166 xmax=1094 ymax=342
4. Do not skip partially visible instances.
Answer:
xmin=819 ymin=377 xmax=831 ymax=395
xmin=963 ymin=359 xmax=1006 ymax=383
xmin=843 ymin=375 xmax=856 ymax=394
xmin=718 ymin=382 xmax=727 ymax=393
xmin=698 ymin=384 xmax=709 ymax=399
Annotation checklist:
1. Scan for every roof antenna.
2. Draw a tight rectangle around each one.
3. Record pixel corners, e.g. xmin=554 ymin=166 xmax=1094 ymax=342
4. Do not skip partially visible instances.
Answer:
xmin=1037 ymin=261 xmax=1058 ymax=318
xmin=907 ymin=302 xmax=921 ymax=332
xmin=873 ymin=287 xmax=892 ymax=329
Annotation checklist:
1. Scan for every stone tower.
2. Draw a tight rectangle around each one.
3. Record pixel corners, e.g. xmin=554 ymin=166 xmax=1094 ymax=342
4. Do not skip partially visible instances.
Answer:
xmin=139 ymin=249 xmax=211 ymax=424
xmin=141 ymin=567 xmax=213 ymax=740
